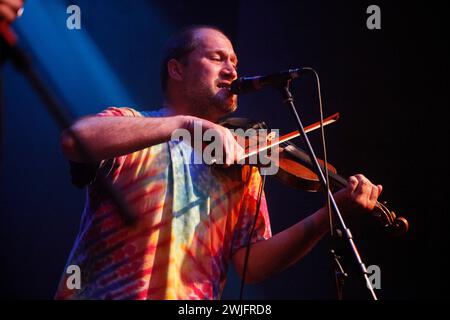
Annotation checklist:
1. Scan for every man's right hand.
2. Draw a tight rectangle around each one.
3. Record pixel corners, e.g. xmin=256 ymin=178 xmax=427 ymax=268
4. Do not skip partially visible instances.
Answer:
xmin=0 ymin=0 xmax=23 ymax=23
xmin=184 ymin=116 xmax=245 ymax=166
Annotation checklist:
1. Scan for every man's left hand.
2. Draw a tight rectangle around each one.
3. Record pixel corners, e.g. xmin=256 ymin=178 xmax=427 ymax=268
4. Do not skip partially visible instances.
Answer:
xmin=333 ymin=174 xmax=382 ymax=216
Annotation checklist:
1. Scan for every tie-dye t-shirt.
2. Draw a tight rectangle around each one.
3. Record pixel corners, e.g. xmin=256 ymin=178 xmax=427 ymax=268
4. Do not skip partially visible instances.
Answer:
xmin=55 ymin=107 xmax=272 ymax=300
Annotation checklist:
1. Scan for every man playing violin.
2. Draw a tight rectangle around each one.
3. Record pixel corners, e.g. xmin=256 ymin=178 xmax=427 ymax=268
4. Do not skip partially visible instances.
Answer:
xmin=55 ymin=25 xmax=382 ymax=299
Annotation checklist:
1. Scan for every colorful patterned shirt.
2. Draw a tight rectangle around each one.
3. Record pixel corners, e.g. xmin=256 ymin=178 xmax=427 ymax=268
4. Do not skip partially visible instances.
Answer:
xmin=55 ymin=107 xmax=272 ymax=300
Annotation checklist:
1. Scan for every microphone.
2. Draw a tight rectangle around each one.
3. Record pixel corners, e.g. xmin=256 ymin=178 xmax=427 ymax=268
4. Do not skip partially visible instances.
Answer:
xmin=230 ymin=68 xmax=303 ymax=95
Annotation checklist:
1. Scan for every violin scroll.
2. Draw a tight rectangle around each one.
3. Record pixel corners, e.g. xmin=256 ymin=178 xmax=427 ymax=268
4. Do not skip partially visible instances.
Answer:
xmin=373 ymin=201 xmax=409 ymax=237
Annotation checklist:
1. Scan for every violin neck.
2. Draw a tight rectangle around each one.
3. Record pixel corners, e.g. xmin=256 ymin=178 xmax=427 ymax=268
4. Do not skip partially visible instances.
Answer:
xmin=328 ymin=171 xmax=348 ymax=189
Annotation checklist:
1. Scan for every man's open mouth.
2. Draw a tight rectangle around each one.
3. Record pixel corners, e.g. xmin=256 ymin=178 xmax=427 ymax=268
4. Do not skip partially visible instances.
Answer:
xmin=217 ymin=82 xmax=231 ymax=89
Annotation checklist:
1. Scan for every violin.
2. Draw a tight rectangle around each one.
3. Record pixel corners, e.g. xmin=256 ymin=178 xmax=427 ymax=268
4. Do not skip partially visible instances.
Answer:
xmin=220 ymin=115 xmax=409 ymax=237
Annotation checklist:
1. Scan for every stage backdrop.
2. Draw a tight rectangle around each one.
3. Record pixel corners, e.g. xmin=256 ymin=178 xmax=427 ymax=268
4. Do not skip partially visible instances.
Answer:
xmin=1 ymin=0 xmax=448 ymax=299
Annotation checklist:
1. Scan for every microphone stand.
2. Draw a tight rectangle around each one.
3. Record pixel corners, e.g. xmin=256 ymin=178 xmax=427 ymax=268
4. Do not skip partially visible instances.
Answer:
xmin=279 ymin=80 xmax=378 ymax=300
xmin=1 ymin=36 xmax=4 ymax=173
xmin=0 ymin=24 xmax=136 ymax=225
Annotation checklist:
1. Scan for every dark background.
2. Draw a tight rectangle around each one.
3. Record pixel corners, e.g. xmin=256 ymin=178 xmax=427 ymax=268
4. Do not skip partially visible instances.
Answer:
xmin=1 ymin=0 xmax=449 ymax=299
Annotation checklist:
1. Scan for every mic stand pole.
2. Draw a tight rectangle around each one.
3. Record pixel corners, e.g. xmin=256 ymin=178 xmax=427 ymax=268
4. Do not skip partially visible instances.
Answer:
xmin=331 ymin=247 xmax=347 ymax=300
xmin=1 ymin=40 xmax=4 ymax=173
xmin=279 ymin=80 xmax=377 ymax=300
xmin=0 ymin=25 xmax=136 ymax=225
xmin=0 ymin=23 xmax=9 ymax=174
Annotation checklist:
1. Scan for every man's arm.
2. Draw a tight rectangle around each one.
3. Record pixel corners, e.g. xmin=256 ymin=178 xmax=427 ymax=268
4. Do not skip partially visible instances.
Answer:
xmin=233 ymin=174 xmax=382 ymax=283
xmin=60 ymin=110 xmax=244 ymax=163
xmin=232 ymin=206 xmax=329 ymax=284
xmin=60 ymin=114 xmax=188 ymax=162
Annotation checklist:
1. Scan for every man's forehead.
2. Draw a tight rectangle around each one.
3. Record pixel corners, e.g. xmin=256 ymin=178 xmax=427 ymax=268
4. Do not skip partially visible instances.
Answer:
xmin=194 ymin=28 xmax=235 ymax=54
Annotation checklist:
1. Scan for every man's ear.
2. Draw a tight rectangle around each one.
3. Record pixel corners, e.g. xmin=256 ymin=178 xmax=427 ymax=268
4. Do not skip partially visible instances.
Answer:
xmin=167 ymin=58 xmax=184 ymax=82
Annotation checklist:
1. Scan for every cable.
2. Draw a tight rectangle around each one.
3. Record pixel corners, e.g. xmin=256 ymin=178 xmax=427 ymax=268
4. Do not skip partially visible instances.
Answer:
xmin=300 ymin=67 xmax=333 ymax=234
xmin=239 ymin=168 xmax=266 ymax=300
xmin=302 ymin=67 xmax=346 ymax=299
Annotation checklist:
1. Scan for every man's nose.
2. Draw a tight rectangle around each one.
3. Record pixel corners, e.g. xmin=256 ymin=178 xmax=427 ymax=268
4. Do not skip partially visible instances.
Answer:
xmin=221 ymin=61 xmax=237 ymax=80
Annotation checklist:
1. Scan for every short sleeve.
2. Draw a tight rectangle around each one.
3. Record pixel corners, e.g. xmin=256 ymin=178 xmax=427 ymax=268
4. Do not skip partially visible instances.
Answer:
xmin=69 ymin=107 xmax=142 ymax=187
xmin=231 ymin=168 xmax=272 ymax=256
xmin=94 ymin=107 xmax=143 ymax=181
xmin=96 ymin=106 xmax=142 ymax=118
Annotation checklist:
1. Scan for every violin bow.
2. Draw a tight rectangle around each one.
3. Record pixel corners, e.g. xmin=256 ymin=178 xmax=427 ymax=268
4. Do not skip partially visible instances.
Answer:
xmin=239 ymin=112 xmax=340 ymax=161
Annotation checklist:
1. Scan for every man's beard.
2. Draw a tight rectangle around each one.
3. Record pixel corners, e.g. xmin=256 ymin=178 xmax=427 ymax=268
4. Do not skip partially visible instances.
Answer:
xmin=186 ymin=85 xmax=238 ymax=121
xmin=211 ymin=89 xmax=238 ymax=114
